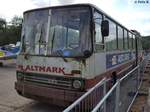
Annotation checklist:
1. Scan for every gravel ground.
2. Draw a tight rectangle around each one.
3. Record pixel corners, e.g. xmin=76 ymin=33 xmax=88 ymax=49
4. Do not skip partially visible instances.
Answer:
xmin=131 ymin=59 xmax=150 ymax=112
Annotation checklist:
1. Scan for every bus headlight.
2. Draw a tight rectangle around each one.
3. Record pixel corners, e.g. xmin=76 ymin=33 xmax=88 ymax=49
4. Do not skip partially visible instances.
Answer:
xmin=73 ymin=80 xmax=82 ymax=89
xmin=17 ymin=72 xmax=24 ymax=81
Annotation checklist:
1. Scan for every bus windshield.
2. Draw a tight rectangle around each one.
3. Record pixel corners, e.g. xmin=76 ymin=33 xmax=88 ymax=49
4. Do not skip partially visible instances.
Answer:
xmin=22 ymin=6 xmax=92 ymax=57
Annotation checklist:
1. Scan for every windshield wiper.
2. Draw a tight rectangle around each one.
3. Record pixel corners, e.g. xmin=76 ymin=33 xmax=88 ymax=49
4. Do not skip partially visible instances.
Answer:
xmin=51 ymin=27 xmax=56 ymax=53
xmin=39 ymin=27 xmax=43 ymax=54
xmin=38 ymin=24 xmax=47 ymax=54
xmin=22 ymin=35 xmax=26 ymax=52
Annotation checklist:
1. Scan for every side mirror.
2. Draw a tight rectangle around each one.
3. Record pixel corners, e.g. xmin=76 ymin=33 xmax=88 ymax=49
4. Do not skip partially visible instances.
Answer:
xmin=101 ymin=20 xmax=109 ymax=37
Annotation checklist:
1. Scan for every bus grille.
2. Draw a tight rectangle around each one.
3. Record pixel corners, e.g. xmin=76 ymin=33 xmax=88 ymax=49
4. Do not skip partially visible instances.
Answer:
xmin=17 ymin=72 xmax=73 ymax=90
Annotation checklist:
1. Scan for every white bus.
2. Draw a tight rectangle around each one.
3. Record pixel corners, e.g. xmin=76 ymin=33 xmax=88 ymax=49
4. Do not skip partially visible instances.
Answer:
xmin=15 ymin=4 xmax=143 ymax=106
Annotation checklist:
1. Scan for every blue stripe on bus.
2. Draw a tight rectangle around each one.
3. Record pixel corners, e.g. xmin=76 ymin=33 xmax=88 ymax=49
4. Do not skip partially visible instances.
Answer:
xmin=106 ymin=52 xmax=136 ymax=69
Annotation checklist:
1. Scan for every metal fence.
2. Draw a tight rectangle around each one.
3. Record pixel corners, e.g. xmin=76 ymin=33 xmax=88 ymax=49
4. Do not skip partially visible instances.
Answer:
xmin=92 ymin=59 xmax=147 ymax=112
xmin=63 ymin=58 xmax=147 ymax=112
xmin=63 ymin=78 xmax=109 ymax=112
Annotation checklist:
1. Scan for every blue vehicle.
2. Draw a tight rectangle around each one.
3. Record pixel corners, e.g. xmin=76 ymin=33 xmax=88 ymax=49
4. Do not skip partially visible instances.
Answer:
xmin=0 ymin=43 xmax=20 ymax=60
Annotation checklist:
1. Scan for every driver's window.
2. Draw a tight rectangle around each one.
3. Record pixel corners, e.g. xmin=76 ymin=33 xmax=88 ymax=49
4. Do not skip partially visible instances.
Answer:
xmin=94 ymin=11 xmax=103 ymax=52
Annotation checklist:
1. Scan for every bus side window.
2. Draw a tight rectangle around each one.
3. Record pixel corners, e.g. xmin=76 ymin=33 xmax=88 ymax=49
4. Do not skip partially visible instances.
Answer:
xmin=93 ymin=11 xmax=103 ymax=52
xmin=139 ymin=38 xmax=143 ymax=50
xmin=129 ymin=32 xmax=133 ymax=50
xmin=118 ymin=26 xmax=123 ymax=50
xmin=133 ymin=35 xmax=136 ymax=50
xmin=105 ymin=18 xmax=117 ymax=51
xmin=124 ymin=30 xmax=128 ymax=50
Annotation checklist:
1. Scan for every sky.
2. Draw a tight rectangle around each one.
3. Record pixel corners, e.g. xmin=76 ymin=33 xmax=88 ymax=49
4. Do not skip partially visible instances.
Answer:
xmin=0 ymin=0 xmax=149 ymax=36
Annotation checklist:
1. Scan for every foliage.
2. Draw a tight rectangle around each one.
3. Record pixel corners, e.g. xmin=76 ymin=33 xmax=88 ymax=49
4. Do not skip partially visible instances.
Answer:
xmin=11 ymin=16 xmax=22 ymax=26
xmin=0 ymin=16 xmax=22 ymax=46
xmin=0 ymin=18 xmax=6 ymax=33
xmin=142 ymin=36 xmax=150 ymax=50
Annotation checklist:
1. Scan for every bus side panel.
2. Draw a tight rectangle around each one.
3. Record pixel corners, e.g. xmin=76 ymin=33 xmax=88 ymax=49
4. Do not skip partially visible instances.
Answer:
xmin=94 ymin=53 xmax=106 ymax=77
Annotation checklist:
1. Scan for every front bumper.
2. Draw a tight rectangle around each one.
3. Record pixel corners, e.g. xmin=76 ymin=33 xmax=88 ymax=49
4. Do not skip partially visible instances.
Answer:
xmin=15 ymin=81 xmax=84 ymax=106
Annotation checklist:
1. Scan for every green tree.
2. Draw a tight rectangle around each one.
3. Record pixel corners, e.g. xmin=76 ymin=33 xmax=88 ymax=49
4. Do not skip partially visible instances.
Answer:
xmin=0 ymin=18 xmax=6 ymax=32
xmin=11 ymin=16 xmax=22 ymax=27
xmin=142 ymin=36 xmax=150 ymax=50
xmin=0 ymin=16 xmax=23 ymax=46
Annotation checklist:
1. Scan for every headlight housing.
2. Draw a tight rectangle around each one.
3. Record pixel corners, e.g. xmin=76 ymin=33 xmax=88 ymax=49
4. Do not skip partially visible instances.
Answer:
xmin=72 ymin=80 xmax=82 ymax=89
xmin=17 ymin=72 xmax=24 ymax=81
